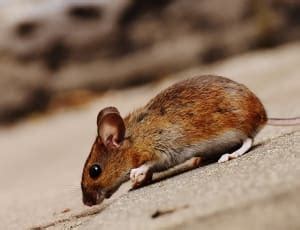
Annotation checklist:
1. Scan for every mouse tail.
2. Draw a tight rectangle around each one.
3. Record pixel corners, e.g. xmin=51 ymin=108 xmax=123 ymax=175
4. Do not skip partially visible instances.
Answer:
xmin=267 ymin=117 xmax=300 ymax=126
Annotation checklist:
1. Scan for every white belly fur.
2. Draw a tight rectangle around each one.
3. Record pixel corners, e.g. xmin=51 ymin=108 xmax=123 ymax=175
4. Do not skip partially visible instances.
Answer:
xmin=156 ymin=129 xmax=247 ymax=171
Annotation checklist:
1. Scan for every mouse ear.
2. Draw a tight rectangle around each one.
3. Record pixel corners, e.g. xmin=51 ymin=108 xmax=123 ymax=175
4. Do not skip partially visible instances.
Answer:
xmin=97 ymin=107 xmax=125 ymax=149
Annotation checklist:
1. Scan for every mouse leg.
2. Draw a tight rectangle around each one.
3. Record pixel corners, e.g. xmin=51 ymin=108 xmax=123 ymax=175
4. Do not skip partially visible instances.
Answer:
xmin=218 ymin=138 xmax=253 ymax=163
xmin=156 ymin=157 xmax=203 ymax=178
xmin=181 ymin=157 xmax=203 ymax=169
xmin=130 ymin=157 xmax=202 ymax=188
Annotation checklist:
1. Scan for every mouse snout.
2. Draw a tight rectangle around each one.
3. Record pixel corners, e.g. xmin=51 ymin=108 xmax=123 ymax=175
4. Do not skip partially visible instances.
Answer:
xmin=82 ymin=188 xmax=105 ymax=206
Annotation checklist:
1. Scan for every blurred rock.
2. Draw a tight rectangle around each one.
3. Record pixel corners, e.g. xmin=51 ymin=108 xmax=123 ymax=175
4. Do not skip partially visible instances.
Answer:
xmin=0 ymin=0 xmax=299 ymax=122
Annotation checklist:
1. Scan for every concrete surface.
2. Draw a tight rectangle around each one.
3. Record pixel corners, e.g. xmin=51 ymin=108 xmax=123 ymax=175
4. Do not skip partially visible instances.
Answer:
xmin=82 ymin=131 xmax=300 ymax=230
xmin=0 ymin=42 xmax=299 ymax=229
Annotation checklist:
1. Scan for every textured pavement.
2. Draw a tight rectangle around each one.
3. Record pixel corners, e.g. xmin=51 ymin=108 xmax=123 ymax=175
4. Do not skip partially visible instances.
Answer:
xmin=83 ymin=132 xmax=300 ymax=230
xmin=0 ymin=42 xmax=299 ymax=229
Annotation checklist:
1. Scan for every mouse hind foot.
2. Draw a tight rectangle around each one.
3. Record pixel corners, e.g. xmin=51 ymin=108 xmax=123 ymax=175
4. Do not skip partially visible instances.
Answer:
xmin=218 ymin=138 xmax=253 ymax=163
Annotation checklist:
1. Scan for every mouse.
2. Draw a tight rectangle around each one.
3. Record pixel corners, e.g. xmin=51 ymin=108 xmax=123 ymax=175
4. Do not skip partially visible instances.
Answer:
xmin=81 ymin=75 xmax=300 ymax=206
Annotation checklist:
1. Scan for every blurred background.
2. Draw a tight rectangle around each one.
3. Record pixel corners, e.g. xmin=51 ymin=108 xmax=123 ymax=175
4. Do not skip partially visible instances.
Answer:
xmin=0 ymin=0 xmax=300 ymax=229
xmin=0 ymin=0 xmax=299 ymax=123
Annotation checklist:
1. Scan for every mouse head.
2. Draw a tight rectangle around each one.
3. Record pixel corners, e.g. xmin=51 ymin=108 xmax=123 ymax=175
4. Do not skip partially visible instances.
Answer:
xmin=81 ymin=107 xmax=133 ymax=206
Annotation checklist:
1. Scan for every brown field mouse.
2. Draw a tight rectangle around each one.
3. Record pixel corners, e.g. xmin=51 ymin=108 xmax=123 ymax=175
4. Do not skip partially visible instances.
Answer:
xmin=81 ymin=75 xmax=300 ymax=206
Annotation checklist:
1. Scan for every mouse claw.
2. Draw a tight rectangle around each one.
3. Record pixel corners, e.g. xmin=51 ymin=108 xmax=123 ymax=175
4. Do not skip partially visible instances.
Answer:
xmin=130 ymin=164 xmax=152 ymax=188
xmin=218 ymin=153 xmax=231 ymax=163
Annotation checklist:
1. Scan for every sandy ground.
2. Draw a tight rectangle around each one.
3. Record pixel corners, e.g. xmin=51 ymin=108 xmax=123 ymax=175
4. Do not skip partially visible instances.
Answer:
xmin=0 ymin=42 xmax=299 ymax=229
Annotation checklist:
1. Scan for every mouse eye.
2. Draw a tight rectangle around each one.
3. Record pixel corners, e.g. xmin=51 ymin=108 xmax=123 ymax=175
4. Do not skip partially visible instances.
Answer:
xmin=89 ymin=164 xmax=102 ymax=179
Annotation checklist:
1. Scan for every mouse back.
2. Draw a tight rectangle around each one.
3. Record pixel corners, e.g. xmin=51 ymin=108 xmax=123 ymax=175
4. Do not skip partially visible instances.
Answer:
xmin=125 ymin=75 xmax=267 ymax=148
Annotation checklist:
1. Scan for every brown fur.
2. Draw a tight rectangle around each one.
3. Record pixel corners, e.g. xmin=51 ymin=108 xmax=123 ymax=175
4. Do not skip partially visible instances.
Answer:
xmin=81 ymin=75 xmax=267 ymax=205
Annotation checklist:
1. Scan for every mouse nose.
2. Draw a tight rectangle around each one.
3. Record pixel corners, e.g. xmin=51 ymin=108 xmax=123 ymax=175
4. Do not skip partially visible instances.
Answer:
xmin=83 ymin=199 xmax=93 ymax=206
xmin=82 ymin=188 xmax=105 ymax=206
xmin=83 ymin=198 xmax=96 ymax=207
xmin=82 ymin=192 xmax=97 ymax=206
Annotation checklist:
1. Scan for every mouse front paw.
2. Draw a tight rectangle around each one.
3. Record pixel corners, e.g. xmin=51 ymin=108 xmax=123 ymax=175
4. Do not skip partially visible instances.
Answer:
xmin=130 ymin=164 xmax=153 ymax=189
